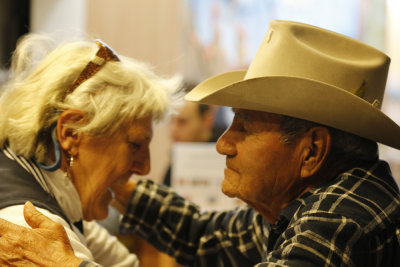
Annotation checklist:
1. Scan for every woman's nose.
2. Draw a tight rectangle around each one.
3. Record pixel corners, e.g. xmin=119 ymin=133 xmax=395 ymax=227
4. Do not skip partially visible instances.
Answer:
xmin=131 ymin=147 xmax=151 ymax=175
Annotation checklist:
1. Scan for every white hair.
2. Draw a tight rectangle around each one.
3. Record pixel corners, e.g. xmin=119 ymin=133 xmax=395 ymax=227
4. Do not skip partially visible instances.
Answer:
xmin=0 ymin=34 xmax=181 ymax=162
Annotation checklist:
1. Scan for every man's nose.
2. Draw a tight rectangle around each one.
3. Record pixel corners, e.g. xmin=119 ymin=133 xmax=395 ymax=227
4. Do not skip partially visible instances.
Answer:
xmin=216 ymin=127 xmax=237 ymax=157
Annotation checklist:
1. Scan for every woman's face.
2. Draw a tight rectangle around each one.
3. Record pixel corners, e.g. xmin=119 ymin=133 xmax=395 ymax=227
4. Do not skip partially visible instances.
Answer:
xmin=70 ymin=116 xmax=153 ymax=221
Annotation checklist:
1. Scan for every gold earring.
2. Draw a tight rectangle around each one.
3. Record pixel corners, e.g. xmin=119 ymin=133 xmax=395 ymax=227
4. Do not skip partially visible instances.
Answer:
xmin=70 ymin=155 xmax=74 ymax=167
xmin=67 ymin=153 xmax=74 ymax=168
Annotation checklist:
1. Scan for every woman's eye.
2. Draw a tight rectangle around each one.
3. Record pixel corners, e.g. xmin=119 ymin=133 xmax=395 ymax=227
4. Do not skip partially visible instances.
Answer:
xmin=130 ymin=142 xmax=141 ymax=150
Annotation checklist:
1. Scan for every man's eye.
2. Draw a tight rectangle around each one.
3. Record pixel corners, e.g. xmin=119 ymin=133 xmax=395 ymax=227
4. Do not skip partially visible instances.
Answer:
xmin=240 ymin=124 xmax=250 ymax=133
xmin=237 ymin=119 xmax=249 ymax=132
xmin=232 ymin=116 xmax=248 ymax=133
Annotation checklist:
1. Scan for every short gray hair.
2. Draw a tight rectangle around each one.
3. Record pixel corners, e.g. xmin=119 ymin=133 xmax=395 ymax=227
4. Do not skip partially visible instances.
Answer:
xmin=0 ymin=34 xmax=181 ymax=162
xmin=279 ymin=115 xmax=378 ymax=174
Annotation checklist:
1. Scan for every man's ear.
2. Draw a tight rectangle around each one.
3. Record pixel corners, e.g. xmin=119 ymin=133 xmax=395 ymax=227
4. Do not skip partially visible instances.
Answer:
xmin=56 ymin=110 xmax=86 ymax=156
xmin=299 ymin=127 xmax=331 ymax=179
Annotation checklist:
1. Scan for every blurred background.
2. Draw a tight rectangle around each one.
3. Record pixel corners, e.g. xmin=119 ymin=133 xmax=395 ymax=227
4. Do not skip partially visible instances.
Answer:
xmin=1 ymin=0 xmax=399 ymax=266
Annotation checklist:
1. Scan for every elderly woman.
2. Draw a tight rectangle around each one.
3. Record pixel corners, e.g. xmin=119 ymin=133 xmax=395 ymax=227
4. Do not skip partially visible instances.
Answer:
xmin=0 ymin=34 xmax=178 ymax=266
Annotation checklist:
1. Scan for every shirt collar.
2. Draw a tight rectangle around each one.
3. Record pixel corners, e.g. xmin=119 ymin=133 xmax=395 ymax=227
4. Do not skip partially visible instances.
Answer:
xmin=2 ymin=146 xmax=84 ymax=223
xmin=273 ymin=189 xmax=314 ymax=230
xmin=42 ymin=169 xmax=83 ymax=223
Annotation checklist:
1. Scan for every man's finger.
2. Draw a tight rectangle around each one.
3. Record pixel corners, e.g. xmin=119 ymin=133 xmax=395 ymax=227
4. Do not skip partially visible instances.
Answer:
xmin=23 ymin=201 xmax=58 ymax=229
xmin=111 ymin=179 xmax=136 ymax=213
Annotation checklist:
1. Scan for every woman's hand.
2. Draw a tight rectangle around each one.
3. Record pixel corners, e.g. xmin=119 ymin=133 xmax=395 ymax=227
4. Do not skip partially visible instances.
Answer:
xmin=111 ymin=179 xmax=136 ymax=214
xmin=0 ymin=201 xmax=82 ymax=267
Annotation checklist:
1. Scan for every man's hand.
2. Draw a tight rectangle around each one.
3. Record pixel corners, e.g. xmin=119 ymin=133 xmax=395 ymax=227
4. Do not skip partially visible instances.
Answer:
xmin=111 ymin=179 xmax=136 ymax=214
xmin=0 ymin=201 xmax=83 ymax=267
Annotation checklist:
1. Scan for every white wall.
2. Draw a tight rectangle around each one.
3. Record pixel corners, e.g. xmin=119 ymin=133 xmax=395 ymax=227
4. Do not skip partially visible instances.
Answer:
xmin=29 ymin=0 xmax=182 ymax=184
xmin=31 ymin=0 xmax=87 ymax=37
xmin=386 ymin=0 xmax=400 ymax=90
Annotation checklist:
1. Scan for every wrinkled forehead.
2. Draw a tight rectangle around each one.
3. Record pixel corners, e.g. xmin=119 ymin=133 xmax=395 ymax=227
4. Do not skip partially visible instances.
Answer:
xmin=232 ymin=108 xmax=283 ymax=122
xmin=122 ymin=116 xmax=153 ymax=137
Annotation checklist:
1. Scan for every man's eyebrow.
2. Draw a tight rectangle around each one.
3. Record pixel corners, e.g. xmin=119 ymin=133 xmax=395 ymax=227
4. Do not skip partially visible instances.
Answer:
xmin=232 ymin=108 xmax=250 ymax=121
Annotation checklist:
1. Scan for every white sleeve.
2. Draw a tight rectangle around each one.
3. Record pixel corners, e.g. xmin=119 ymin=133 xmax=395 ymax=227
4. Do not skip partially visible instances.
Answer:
xmin=0 ymin=205 xmax=95 ymax=262
xmin=83 ymin=221 xmax=139 ymax=267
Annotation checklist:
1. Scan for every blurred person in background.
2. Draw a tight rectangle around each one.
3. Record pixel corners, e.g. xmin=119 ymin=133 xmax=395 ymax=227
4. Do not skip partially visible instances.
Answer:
xmin=164 ymin=83 xmax=227 ymax=186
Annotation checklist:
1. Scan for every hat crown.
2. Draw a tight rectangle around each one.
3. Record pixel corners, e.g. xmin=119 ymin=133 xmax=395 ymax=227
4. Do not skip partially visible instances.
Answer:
xmin=245 ymin=20 xmax=390 ymax=108
xmin=185 ymin=20 xmax=400 ymax=149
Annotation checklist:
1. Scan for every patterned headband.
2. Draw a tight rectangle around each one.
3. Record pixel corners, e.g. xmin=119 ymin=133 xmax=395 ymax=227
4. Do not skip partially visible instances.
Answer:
xmin=62 ymin=39 xmax=120 ymax=100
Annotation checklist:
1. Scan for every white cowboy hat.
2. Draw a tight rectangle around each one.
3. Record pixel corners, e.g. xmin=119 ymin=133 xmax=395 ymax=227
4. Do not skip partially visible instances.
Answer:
xmin=185 ymin=20 xmax=400 ymax=150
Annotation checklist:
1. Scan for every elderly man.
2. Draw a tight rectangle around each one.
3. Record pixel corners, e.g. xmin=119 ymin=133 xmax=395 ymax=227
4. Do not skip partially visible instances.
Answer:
xmin=1 ymin=20 xmax=400 ymax=267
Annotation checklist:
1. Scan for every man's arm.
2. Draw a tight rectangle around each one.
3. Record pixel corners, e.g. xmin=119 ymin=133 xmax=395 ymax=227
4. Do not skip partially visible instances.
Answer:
xmin=110 ymin=179 xmax=136 ymax=214
xmin=0 ymin=201 xmax=83 ymax=267
xmin=119 ymin=179 xmax=264 ymax=266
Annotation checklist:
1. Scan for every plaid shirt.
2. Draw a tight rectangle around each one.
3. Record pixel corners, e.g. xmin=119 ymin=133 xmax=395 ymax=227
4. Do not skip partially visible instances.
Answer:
xmin=120 ymin=160 xmax=400 ymax=267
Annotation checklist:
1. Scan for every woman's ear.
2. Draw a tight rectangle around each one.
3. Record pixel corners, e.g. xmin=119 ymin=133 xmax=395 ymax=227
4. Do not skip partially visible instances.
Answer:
xmin=56 ymin=110 xmax=86 ymax=156
xmin=299 ymin=127 xmax=331 ymax=179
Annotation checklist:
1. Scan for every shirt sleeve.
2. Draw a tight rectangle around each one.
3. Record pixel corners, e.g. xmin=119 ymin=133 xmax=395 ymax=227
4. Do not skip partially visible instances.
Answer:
xmin=0 ymin=205 xmax=95 ymax=262
xmin=83 ymin=220 xmax=139 ymax=267
xmin=260 ymin=211 xmax=368 ymax=267
xmin=119 ymin=179 xmax=265 ymax=267
xmin=79 ymin=261 xmax=102 ymax=267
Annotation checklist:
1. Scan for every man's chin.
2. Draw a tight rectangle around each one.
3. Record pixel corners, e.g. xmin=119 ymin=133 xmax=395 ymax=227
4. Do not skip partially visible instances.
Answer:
xmin=221 ymin=179 xmax=238 ymax=198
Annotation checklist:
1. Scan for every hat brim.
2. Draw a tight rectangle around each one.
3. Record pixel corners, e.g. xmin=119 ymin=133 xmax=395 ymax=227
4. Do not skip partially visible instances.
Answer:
xmin=185 ymin=71 xmax=400 ymax=149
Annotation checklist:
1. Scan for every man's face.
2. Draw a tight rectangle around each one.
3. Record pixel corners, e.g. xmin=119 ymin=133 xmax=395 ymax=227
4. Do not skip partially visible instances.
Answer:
xmin=169 ymin=101 xmax=211 ymax=142
xmin=216 ymin=109 xmax=304 ymax=220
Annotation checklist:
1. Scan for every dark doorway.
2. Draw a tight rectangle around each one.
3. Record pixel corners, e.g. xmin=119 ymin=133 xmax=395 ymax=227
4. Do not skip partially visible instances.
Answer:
xmin=0 ymin=0 xmax=30 ymax=68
